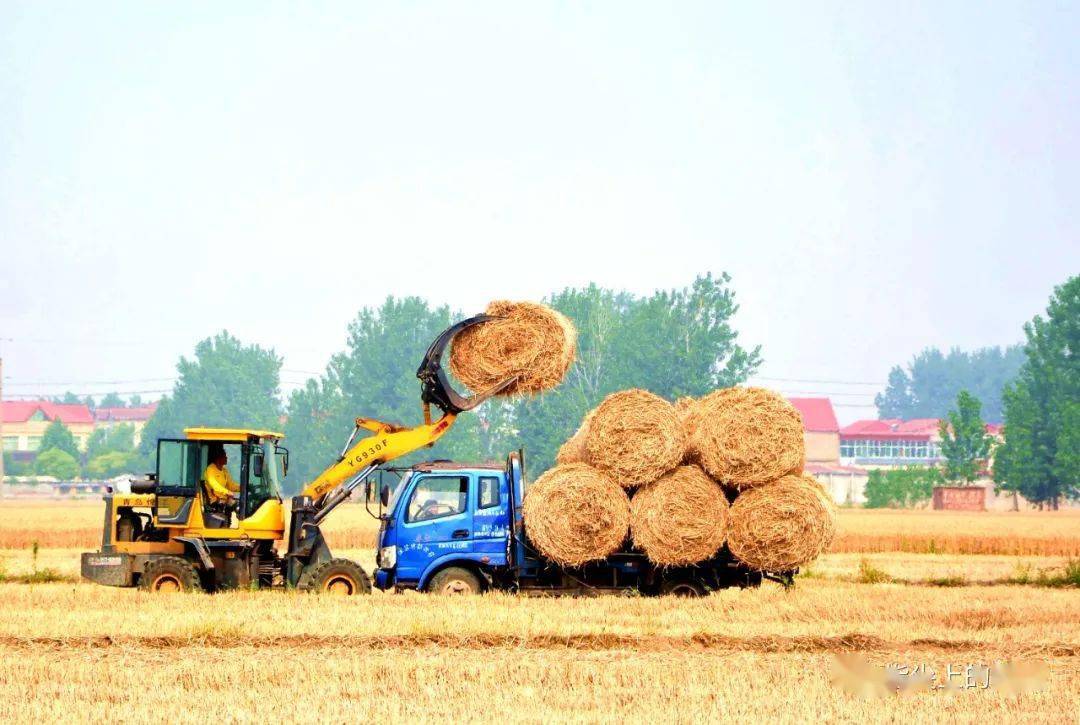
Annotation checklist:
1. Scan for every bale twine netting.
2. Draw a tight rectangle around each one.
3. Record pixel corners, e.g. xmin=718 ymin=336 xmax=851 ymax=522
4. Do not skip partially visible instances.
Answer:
xmin=688 ymin=387 xmax=805 ymax=488
xmin=521 ymin=463 xmax=631 ymax=567
xmin=582 ymin=389 xmax=686 ymax=487
xmin=555 ymin=408 xmax=595 ymax=465
xmin=726 ymin=473 xmax=836 ymax=571
xmin=449 ymin=301 xmax=577 ymax=396
xmin=630 ymin=465 xmax=729 ymax=566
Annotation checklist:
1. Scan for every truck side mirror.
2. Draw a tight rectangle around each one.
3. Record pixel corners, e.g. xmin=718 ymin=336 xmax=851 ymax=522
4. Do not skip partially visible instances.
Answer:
xmin=380 ymin=484 xmax=390 ymax=508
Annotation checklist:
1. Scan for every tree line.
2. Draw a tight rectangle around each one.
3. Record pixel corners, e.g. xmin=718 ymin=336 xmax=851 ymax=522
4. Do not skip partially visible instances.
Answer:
xmin=20 ymin=273 xmax=1075 ymax=509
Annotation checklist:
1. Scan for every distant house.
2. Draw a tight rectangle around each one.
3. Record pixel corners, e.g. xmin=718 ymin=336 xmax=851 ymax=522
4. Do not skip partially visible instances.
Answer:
xmin=787 ymin=398 xmax=867 ymax=505
xmin=839 ymin=418 xmax=1002 ymax=468
xmin=1 ymin=400 xmax=96 ymax=458
xmin=93 ymin=403 xmax=158 ymax=443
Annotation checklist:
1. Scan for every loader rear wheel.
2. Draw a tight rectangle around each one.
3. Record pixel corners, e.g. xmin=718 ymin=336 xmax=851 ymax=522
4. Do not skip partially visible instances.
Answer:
xmin=298 ymin=559 xmax=371 ymax=595
xmin=140 ymin=556 xmax=202 ymax=593
xmin=428 ymin=567 xmax=482 ymax=595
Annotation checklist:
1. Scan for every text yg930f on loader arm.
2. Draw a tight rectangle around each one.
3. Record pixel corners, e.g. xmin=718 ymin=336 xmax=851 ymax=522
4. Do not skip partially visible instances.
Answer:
xmin=81 ymin=314 xmax=516 ymax=594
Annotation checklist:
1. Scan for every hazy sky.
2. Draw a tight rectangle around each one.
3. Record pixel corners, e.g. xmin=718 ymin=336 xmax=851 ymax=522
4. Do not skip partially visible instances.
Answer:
xmin=1 ymin=2 xmax=1077 ymax=423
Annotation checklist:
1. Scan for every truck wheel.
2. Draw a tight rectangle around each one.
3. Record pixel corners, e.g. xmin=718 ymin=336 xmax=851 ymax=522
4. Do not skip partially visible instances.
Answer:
xmin=139 ymin=556 xmax=202 ymax=593
xmin=660 ymin=578 xmax=707 ymax=597
xmin=428 ymin=566 xmax=482 ymax=595
xmin=298 ymin=559 xmax=372 ymax=595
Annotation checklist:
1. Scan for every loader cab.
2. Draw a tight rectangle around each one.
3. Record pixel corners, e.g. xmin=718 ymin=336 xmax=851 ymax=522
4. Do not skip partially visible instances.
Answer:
xmin=152 ymin=428 xmax=289 ymax=538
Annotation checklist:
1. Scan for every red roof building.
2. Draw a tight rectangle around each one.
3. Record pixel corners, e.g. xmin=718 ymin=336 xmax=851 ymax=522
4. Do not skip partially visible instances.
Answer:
xmin=94 ymin=404 xmax=158 ymax=424
xmin=1 ymin=400 xmax=96 ymax=455
xmin=788 ymin=397 xmax=840 ymax=433
xmin=2 ymin=400 xmax=95 ymax=425
xmin=786 ymin=397 xmax=841 ymax=464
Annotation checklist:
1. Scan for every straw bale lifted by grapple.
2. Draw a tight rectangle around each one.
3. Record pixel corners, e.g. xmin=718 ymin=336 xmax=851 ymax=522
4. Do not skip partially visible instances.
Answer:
xmin=450 ymin=301 xmax=576 ymax=396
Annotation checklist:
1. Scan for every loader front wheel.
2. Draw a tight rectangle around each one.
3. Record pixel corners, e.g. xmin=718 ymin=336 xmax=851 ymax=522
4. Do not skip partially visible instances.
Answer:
xmin=299 ymin=559 xmax=372 ymax=595
xmin=140 ymin=556 xmax=202 ymax=593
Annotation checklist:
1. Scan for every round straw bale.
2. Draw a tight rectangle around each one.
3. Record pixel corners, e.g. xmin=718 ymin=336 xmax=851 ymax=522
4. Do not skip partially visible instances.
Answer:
xmin=522 ymin=463 xmax=630 ymax=567
xmin=450 ymin=301 xmax=577 ymax=396
xmin=555 ymin=408 xmax=596 ymax=465
xmin=726 ymin=473 xmax=836 ymax=571
xmin=688 ymin=387 xmax=804 ymax=488
xmin=630 ymin=465 xmax=728 ymax=566
xmin=583 ymin=390 xmax=686 ymax=487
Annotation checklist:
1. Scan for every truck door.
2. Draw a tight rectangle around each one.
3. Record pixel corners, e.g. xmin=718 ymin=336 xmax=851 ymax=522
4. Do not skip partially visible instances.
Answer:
xmin=394 ymin=473 xmax=473 ymax=584
xmin=471 ymin=472 xmax=510 ymax=565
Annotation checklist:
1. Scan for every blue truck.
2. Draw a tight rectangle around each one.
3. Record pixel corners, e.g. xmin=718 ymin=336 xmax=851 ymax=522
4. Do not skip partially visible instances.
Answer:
xmin=369 ymin=451 xmax=774 ymax=596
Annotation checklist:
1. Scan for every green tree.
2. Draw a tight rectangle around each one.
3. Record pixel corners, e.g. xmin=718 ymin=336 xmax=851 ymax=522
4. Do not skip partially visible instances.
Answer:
xmin=55 ymin=391 xmax=82 ymax=405
xmin=40 ymin=419 xmax=80 ymax=459
xmin=34 ymin=448 xmax=80 ymax=479
xmin=864 ymin=466 xmax=942 ymax=508
xmin=86 ymin=423 xmax=136 ymax=460
xmin=98 ymin=392 xmax=124 ymax=408
xmin=128 ymin=394 xmax=143 ymax=406
xmin=875 ymin=345 xmax=1024 ymax=421
xmin=2 ymin=451 xmax=30 ymax=477
xmin=85 ymin=451 xmax=135 ymax=478
xmin=138 ymin=331 xmax=283 ymax=463
xmin=994 ymin=276 xmax=1080 ymax=509
xmin=938 ymin=391 xmax=991 ymax=484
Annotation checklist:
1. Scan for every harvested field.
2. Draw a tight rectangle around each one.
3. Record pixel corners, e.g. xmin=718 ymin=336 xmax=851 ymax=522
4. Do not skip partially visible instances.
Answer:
xmin=831 ymin=509 xmax=1080 ymax=557
xmin=1 ymin=498 xmax=1078 ymax=722
xmin=3 ymin=502 xmax=1078 ymax=556
xmin=0 ymin=580 xmax=1076 ymax=722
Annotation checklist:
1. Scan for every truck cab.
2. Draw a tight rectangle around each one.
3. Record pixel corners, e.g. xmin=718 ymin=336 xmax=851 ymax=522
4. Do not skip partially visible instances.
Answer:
xmin=374 ymin=458 xmax=513 ymax=592
xmin=374 ymin=452 xmax=765 ymax=596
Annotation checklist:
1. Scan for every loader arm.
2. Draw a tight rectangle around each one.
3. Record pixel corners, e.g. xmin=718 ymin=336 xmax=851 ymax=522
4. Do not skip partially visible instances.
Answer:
xmin=299 ymin=413 xmax=457 ymax=512
xmin=284 ymin=313 xmax=516 ymax=587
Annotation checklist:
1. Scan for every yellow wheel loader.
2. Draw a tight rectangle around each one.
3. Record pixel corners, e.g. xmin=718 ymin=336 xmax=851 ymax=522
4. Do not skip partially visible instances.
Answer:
xmin=80 ymin=315 xmax=515 ymax=594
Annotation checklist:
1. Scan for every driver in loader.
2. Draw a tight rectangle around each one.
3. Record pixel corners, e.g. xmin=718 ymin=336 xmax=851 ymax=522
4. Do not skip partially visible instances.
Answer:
xmin=204 ymin=444 xmax=240 ymax=515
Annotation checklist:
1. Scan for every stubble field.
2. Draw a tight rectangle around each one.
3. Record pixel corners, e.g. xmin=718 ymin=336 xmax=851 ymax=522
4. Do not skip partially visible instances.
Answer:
xmin=0 ymin=500 xmax=1077 ymax=722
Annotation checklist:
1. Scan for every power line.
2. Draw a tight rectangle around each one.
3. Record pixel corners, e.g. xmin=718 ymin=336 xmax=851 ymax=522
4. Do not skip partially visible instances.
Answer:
xmin=749 ymin=375 xmax=885 ymax=387
xmin=3 ymin=377 xmax=177 ymax=387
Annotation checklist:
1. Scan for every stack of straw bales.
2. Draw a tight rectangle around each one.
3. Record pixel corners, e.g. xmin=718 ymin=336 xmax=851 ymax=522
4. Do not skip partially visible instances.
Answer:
xmin=525 ymin=386 xmax=834 ymax=571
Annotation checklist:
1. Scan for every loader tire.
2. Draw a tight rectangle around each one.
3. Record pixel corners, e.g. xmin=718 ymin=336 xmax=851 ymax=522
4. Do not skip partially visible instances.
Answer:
xmin=140 ymin=556 xmax=202 ymax=593
xmin=298 ymin=559 xmax=372 ymax=595
xmin=427 ymin=566 xmax=482 ymax=595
